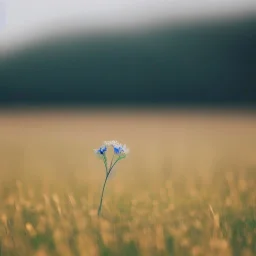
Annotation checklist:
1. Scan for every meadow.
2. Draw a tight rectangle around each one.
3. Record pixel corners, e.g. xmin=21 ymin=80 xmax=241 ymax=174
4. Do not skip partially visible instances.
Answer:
xmin=0 ymin=108 xmax=255 ymax=256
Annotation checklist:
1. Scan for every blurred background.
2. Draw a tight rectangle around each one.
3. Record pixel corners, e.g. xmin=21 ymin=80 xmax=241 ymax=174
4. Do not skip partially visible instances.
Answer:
xmin=0 ymin=0 xmax=255 ymax=107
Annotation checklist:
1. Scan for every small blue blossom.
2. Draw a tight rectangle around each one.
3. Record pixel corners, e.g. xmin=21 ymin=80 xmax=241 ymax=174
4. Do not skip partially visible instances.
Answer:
xmin=113 ymin=143 xmax=129 ymax=155
xmin=94 ymin=145 xmax=107 ymax=155
xmin=104 ymin=140 xmax=129 ymax=156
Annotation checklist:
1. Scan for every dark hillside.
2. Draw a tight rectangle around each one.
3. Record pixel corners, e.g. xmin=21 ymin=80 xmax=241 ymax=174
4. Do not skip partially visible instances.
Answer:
xmin=0 ymin=16 xmax=255 ymax=107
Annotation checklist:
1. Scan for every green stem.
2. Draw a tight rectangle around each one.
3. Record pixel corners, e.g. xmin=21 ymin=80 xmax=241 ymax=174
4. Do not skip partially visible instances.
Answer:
xmin=103 ymin=154 xmax=108 ymax=174
xmin=98 ymin=175 xmax=108 ymax=216
xmin=108 ymin=156 xmax=121 ymax=173
xmin=97 ymin=156 xmax=124 ymax=216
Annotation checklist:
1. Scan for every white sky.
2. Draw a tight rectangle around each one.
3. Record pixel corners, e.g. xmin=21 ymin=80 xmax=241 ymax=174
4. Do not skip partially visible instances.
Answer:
xmin=0 ymin=0 xmax=255 ymax=53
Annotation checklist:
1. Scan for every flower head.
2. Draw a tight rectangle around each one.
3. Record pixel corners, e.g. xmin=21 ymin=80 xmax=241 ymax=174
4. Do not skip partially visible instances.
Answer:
xmin=94 ymin=145 xmax=107 ymax=156
xmin=104 ymin=140 xmax=129 ymax=156
xmin=113 ymin=143 xmax=129 ymax=155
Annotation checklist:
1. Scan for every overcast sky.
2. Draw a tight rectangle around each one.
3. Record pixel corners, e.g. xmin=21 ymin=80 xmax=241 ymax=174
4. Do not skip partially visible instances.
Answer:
xmin=0 ymin=0 xmax=255 ymax=53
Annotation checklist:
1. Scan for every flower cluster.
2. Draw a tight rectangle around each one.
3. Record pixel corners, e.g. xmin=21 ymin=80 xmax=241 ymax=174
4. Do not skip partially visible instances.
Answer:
xmin=94 ymin=140 xmax=129 ymax=216
xmin=94 ymin=140 xmax=129 ymax=161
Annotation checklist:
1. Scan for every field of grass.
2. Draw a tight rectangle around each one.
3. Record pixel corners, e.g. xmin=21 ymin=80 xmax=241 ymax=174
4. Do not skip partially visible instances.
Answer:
xmin=0 ymin=109 xmax=255 ymax=256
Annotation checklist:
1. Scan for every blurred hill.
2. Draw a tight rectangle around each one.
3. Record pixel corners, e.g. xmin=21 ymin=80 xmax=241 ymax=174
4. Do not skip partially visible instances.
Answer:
xmin=0 ymin=16 xmax=255 ymax=107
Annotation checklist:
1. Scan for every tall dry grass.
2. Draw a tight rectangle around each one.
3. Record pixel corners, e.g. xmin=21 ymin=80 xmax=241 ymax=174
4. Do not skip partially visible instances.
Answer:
xmin=0 ymin=109 xmax=255 ymax=256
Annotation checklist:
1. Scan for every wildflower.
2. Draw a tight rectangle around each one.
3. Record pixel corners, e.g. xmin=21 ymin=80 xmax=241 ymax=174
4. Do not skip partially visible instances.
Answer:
xmin=94 ymin=140 xmax=129 ymax=216
xmin=104 ymin=140 xmax=129 ymax=156
xmin=94 ymin=145 xmax=107 ymax=156
xmin=94 ymin=144 xmax=108 ymax=174
xmin=113 ymin=143 xmax=129 ymax=155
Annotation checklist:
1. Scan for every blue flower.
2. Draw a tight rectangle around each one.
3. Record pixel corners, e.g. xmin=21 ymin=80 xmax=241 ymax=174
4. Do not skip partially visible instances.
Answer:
xmin=114 ymin=145 xmax=122 ymax=154
xmin=94 ymin=145 xmax=107 ymax=155
xmin=104 ymin=140 xmax=129 ymax=156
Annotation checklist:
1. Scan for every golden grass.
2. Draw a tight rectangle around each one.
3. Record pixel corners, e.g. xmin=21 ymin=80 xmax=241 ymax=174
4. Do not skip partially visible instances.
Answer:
xmin=0 ymin=109 xmax=255 ymax=256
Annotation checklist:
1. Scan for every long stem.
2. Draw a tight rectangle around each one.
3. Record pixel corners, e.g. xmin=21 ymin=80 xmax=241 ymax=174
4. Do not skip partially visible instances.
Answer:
xmin=103 ymin=154 xmax=108 ymax=174
xmin=110 ymin=154 xmax=115 ymax=169
xmin=97 ymin=156 xmax=123 ymax=216
xmin=98 ymin=175 xmax=108 ymax=216
xmin=108 ymin=156 xmax=121 ymax=174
